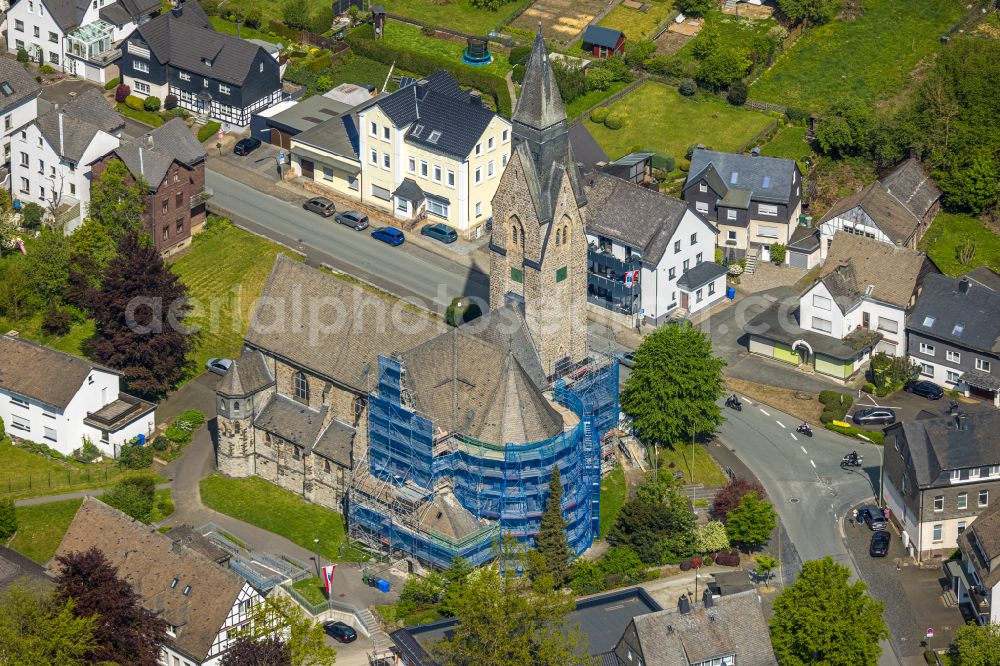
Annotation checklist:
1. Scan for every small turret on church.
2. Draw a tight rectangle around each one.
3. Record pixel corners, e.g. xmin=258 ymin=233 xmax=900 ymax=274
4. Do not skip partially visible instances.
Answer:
xmin=489 ymin=28 xmax=589 ymax=379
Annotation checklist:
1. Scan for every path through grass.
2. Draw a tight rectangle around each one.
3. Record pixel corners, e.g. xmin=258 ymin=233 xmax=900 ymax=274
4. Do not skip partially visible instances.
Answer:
xmin=9 ymin=498 xmax=82 ymax=563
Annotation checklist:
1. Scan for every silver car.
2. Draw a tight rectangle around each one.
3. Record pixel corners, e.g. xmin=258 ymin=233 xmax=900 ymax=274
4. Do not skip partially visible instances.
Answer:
xmin=206 ymin=358 xmax=233 ymax=376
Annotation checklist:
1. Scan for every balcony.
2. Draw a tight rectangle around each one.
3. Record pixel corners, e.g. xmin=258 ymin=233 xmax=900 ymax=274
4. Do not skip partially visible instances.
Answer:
xmin=969 ymin=585 xmax=992 ymax=620
xmin=190 ymin=188 xmax=213 ymax=208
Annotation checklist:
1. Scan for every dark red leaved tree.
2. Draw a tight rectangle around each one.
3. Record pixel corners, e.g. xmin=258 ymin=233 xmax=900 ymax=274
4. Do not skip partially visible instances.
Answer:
xmin=221 ymin=636 xmax=292 ymax=666
xmin=712 ymin=477 xmax=766 ymax=522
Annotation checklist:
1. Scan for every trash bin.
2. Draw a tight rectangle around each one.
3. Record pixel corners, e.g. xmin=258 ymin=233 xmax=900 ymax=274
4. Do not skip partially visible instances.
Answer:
xmin=377 ymin=579 xmax=390 ymax=593
xmin=726 ymin=287 xmax=736 ymax=300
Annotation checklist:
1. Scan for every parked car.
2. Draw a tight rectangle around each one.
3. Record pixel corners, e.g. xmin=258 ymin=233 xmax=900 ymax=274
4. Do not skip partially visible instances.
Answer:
xmin=233 ymin=137 xmax=261 ymax=156
xmin=421 ymin=222 xmax=458 ymax=244
xmin=618 ymin=352 xmax=635 ymax=368
xmin=335 ymin=210 xmax=369 ymax=230
xmin=869 ymin=530 xmax=891 ymax=557
xmin=852 ymin=407 xmax=896 ymax=426
xmin=371 ymin=227 xmax=405 ymax=246
xmin=904 ymin=380 xmax=944 ymax=400
xmin=858 ymin=504 xmax=886 ymax=531
xmin=205 ymin=358 xmax=233 ymax=376
xmin=323 ymin=621 xmax=357 ymax=643
xmin=303 ymin=197 xmax=336 ymax=217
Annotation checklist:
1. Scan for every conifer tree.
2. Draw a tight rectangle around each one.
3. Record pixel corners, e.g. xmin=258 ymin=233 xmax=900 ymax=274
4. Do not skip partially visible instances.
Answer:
xmin=534 ymin=466 xmax=573 ymax=588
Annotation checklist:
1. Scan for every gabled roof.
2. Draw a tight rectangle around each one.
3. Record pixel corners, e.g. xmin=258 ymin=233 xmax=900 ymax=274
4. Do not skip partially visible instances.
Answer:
xmin=889 ymin=411 xmax=1000 ymax=488
xmin=512 ymin=30 xmax=566 ymax=132
xmin=99 ymin=0 xmax=159 ymax=26
xmin=0 ymin=58 xmax=40 ymax=115
xmin=585 ymin=171 xmax=711 ymax=264
xmin=676 ymin=261 xmax=727 ymax=291
xmin=958 ymin=501 xmax=1000 ymax=588
xmin=254 ymin=393 xmax=325 ymax=447
xmin=0 ymin=545 xmax=51 ymax=590
xmin=907 ymin=273 xmax=1000 ymax=354
xmin=0 ymin=334 xmax=115 ymax=410
xmin=363 ymin=71 xmax=466 ymax=128
xmin=216 ymin=348 xmax=274 ymax=398
xmin=963 ymin=267 xmax=1000 ymax=292
xmin=819 ymin=181 xmax=920 ymax=245
xmin=818 ymin=232 xmax=926 ymax=309
xmin=293 ymin=111 xmax=360 ymax=160
xmin=582 ymin=25 xmax=623 ymax=49
xmin=684 ymin=149 xmax=798 ymax=205
xmin=39 ymin=0 xmax=90 ymax=32
xmin=111 ymin=117 xmax=205 ymax=189
xmin=37 ymin=88 xmax=123 ymax=162
xmin=684 ymin=162 xmax=728 ymax=198
xmin=52 ymin=498 xmax=247 ymax=663
xmin=880 ymin=157 xmax=941 ymax=222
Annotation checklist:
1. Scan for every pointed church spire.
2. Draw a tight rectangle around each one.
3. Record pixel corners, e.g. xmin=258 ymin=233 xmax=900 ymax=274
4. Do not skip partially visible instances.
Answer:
xmin=512 ymin=26 xmax=566 ymax=131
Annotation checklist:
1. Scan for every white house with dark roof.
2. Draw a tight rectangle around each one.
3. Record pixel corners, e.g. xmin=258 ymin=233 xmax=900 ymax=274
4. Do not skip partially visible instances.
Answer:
xmin=10 ymin=86 xmax=123 ymax=231
xmin=0 ymin=57 xmax=40 ymax=170
xmin=0 ymin=333 xmax=154 ymax=457
xmin=951 ymin=499 xmax=1000 ymax=624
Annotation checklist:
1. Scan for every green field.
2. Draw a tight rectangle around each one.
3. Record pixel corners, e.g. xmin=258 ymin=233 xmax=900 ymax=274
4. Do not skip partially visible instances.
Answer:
xmin=599 ymin=465 xmax=627 ymax=538
xmin=919 ymin=212 xmax=1000 ymax=277
xmin=564 ymin=80 xmax=628 ymax=120
xmin=650 ymin=443 xmax=728 ymax=487
xmin=291 ymin=576 xmax=328 ymax=606
xmin=328 ymin=54 xmax=393 ymax=91
xmin=372 ymin=20 xmax=513 ymax=77
xmin=9 ymin=498 xmax=82 ymax=563
xmin=209 ymin=16 xmax=276 ymax=42
xmin=376 ymin=0 xmax=533 ymax=35
xmin=760 ymin=126 xmax=814 ymax=171
xmin=170 ymin=220 xmax=301 ymax=379
xmin=674 ymin=11 xmax=776 ymax=65
xmin=200 ymin=474 xmax=366 ymax=562
xmin=599 ymin=0 xmax=674 ymax=42
xmin=116 ymin=102 xmax=166 ymax=128
xmin=587 ymin=82 xmax=773 ymax=161
xmin=751 ymin=0 xmax=965 ymax=112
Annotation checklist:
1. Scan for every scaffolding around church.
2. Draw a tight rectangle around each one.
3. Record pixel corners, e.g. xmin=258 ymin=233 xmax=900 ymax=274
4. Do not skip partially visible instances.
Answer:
xmin=347 ymin=354 xmax=619 ymax=569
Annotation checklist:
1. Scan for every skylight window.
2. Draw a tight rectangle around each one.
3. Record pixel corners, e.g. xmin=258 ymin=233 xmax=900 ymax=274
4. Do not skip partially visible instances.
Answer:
xmin=0 ymin=82 xmax=12 ymax=96
xmin=411 ymin=124 xmax=424 ymax=138
xmin=762 ymin=175 xmax=770 ymax=188
xmin=953 ymin=324 xmax=964 ymax=336
xmin=428 ymin=130 xmax=441 ymax=144
xmin=730 ymin=172 xmax=738 ymax=184
xmin=923 ymin=315 xmax=935 ymax=327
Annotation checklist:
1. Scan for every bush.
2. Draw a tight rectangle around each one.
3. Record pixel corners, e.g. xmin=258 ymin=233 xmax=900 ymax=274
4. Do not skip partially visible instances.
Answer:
xmin=818 ymin=391 xmax=853 ymax=424
xmin=143 ymin=96 xmax=161 ymax=111
xmin=118 ymin=440 xmax=153 ymax=469
xmin=704 ymin=555 xmax=714 ymax=566
xmin=0 ymin=416 xmax=5 ymax=439
xmin=679 ymin=559 xmax=692 ymax=571
xmin=114 ymin=83 xmax=131 ymax=103
xmin=590 ymin=107 xmax=609 ymax=124
xmin=604 ymin=113 xmax=625 ymax=130
xmin=177 ymin=409 xmax=206 ymax=429
xmin=509 ymin=45 xmax=531 ymax=66
xmin=19 ymin=202 xmax=45 ymax=230
xmin=152 ymin=435 xmax=170 ymax=452
xmin=654 ymin=153 xmax=676 ymax=172
xmin=785 ymin=106 xmax=810 ymax=124
xmin=16 ymin=48 xmax=29 ymax=63
xmin=869 ymin=352 xmax=919 ymax=396
xmin=168 ymin=107 xmax=188 ymax=118
xmin=198 ymin=121 xmax=222 ymax=143
xmin=770 ymin=243 xmax=786 ymax=264
xmin=42 ymin=303 xmax=72 ymax=336
xmin=102 ymin=475 xmax=156 ymax=523
xmin=445 ymin=297 xmax=482 ymax=327
xmin=727 ymin=80 xmax=749 ymax=106
xmin=124 ymin=95 xmax=145 ymax=111
xmin=39 ymin=64 xmax=55 ymax=75
xmin=695 ymin=520 xmax=730 ymax=552
xmin=163 ymin=94 xmax=178 ymax=110
xmin=679 ymin=78 xmax=698 ymax=96
xmin=79 ymin=437 xmax=101 ymax=463
xmin=309 ymin=4 xmax=334 ymax=34
xmin=690 ymin=556 xmax=703 ymax=568
xmin=104 ymin=77 xmax=121 ymax=90
xmin=511 ymin=64 xmax=526 ymax=84
xmin=826 ymin=422 xmax=884 ymax=445
xmin=163 ymin=425 xmax=192 ymax=445
xmin=0 ymin=497 xmax=16 ymax=540
xmin=862 ymin=383 xmax=875 ymax=394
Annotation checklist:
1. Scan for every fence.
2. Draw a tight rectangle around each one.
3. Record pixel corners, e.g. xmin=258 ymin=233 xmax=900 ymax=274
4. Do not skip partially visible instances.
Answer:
xmin=568 ymin=76 xmax=647 ymax=127
xmin=745 ymin=99 xmax=787 ymax=114
xmin=2 ymin=468 xmax=115 ymax=496
xmin=737 ymin=118 xmax=779 ymax=154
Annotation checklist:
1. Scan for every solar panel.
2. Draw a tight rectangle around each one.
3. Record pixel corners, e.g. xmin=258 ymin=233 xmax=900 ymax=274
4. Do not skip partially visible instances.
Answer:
xmin=399 ymin=77 xmax=417 ymax=89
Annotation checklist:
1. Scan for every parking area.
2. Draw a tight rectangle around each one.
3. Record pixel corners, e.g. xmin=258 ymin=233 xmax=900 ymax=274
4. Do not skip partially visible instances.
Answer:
xmin=849 ymin=387 xmax=996 ymax=431
xmin=843 ymin=512 xmax=965 ymax=658
xmin=216 ymin=139 xmax=287 ymax=180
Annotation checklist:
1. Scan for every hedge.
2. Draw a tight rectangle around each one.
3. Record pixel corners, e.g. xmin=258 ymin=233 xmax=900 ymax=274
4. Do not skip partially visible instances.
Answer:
xmin=124 ymin=95 xmax=145 ymax=111
xmin=198 ymin=121 xmax=222 ymax=142
xmin=818 ymin=390 xmax=853 ymax=424
xmin=104 ymin=77 xmax=121 ymax=90
xmin=826 ymin=422 xmax=884 ymax=446
xmin=344 ymin=24 xmax=511 ymax=118
xmin=590 ymin=107 xmax=609 ymax=123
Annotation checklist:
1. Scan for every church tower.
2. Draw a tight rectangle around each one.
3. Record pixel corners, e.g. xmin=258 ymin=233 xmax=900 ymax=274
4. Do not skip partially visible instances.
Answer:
xmin=489 ymin=28 xmax=589 ymax=378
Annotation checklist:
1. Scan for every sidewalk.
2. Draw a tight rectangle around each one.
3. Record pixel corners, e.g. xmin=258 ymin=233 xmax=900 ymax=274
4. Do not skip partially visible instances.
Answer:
xmin=14 ymin=483 xmax=172 ymax=507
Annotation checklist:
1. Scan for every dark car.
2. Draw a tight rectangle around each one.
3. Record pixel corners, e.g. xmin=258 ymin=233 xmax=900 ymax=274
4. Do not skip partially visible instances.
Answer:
xmin=335 ymin=210 xmax=369 ymax=230
xmin=869 ymin=530 xmax=891 ymax=557
xmin=233 ymin=137 xmax=261 ymax=156
xmin=858 ymin=504 xmax=887 ymax=531
xmin=303 ymin=197 xmax=336 ymax=217
xmin=905 ymin=380 xmax=944 ymax=400
xmin=371 ymin=227 xmax=405 ymax=246
xmin=421 ymin=223 xmax=458 ymax=244
xmin=618 ymin=352 xmax=635 ymax=368
xmin=323 ymin=621 xmax=357 ymax=643
xmin=852 ymin=407 xmax=897 ymax=426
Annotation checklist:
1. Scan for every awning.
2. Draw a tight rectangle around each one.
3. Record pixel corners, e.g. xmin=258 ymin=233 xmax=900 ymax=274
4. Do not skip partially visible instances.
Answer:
xmin=425 ymin=192 xmax=450 ymax=206
xmin=961 ymin=370 xmax=1000 ymax=392
xmin=393 ymin=177 xmax=424 ymax=202
xmin=292 ymin=145 xmax=361 ymax=174
xmin=946 ymin=559 xmax=977 ymax=595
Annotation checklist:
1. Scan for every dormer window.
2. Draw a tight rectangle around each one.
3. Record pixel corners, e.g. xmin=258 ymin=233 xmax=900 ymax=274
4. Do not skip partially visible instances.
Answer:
xmin=202 ymin=58 xmax=212 ymax=67
xmin=167 ymin=625 xmax=176 ymax=637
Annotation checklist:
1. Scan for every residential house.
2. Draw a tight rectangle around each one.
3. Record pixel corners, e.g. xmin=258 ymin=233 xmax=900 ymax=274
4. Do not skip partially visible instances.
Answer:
xmin=819 ymin=157 xmax=941 ymax=261
xmin=883 ymin=410 xmax=1000 ymax=560
xmin=964 ymin=267 xmax=1000 ymax=292
xmin=907 ymin=273 xmax=1000 ymax=407
xmin=950 ymin=499 xmax=1000 ymax=625
xmin=581 ymin=25 xmax=625 ymax=58
xmin=291 ymin=71 xmax=512 ymax=240
xmin=91 ymin=117 xmax=210 ymax=256
xmin=52 ymin=497 xmax=266 ymax=666
xmin=258 ymin=94 xmax=354 ymax=149
xmin=0 ymin=57 xmax=40 ymax=171
xmin=745 ymin=232 xmax=929 ymax=380
xmin=0 ymin=333 xmax=155 ymax=458
xmin=10 ymin=87 xmax=123 ymax=232
xmin=0 ymin=545 xmax=50 ymax=591
xmin=585 ymin=170 xmax=725 ymax=323
xmin=6 ymin=0 xmax=161 ymax=84
xmin=682 ymin=149 xmax=802 ymax=264
xmin=119 ymin=1 xmax=282 ymax=128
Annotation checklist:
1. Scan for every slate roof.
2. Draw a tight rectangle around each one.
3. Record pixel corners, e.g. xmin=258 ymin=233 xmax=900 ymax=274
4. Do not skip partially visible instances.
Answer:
xmin=907 ymin=273 xmax=1000 ymax=355
xmin=403 ymin=88 xmax=496 ymax=160
xmin=684 ymin=149 xmax=798 ymax=205
xmin=112 ymin=117 xmax=205 ymax=190
xmin=217 ymin=348 xmax=274 ymax=398
xmin=880 ymin=157 xmax=941 ymax=222
xmin=393 ymin=177 xmax=424 ymax=202
xmin=513 ymin=30 xmax=565 ymax=132
xmin=133 ymin=4 xmax=269 ymax=86
xmin=676 ymin=261 xmax=727 ymax=291
xmin=888 ymin=411 xmax=1000 ymax=488
xmin=0 ymin=58 xmax=40 ymax=115
xmin=958 ymin=501 xmax=1000 ymax=588
xmin=0 ymin=334 xmax=115 ymax=410
xmin=787 ymin=224 xmax=820 ymax=251
xmin=99 ymin=0 xmax=159 ymax=26
xmin=254 ymin=394 xmax=325 ymax=448
xmin=819 ymin=181 xmax=922 ymax=245
xmin=964 ymin=267 xmax=1000 ymax=292
xmin=582 ymin=25 xmax=623 ymax=49
xmin=312 ymin=418 xmax=355 ymax=468
xmin=293 ymin=111 xmax=360 ymax=160
xmin=163 ymin=526 xmax=230 ymax=565
xmin=53 ymin=498 xmax=247 ymax=663
xmin=819 ymin=232 xmax=927 ymax=309
xmin=568 ymin=123 xmax=609 ymax=170
xmin=36 ymin=88 xmax=123 ymax=162
xmin=629 ymin=590 xmax=777 ymax=665
xmin=585 ymin=171 xmax=709 ymax=264
xmin=244 ymin=255 xmax=446 ymax=394
xmin=0 ymin=545 xmax=50 ymax=590
xmin=461 ymin=302 xmax=547 ymax=388
xmin=40 ymin=0 xmax=91 ymax=32
xmin=268 ymin=95 xmax=353 ymax=134
xmin=744 ymin=300 xmax=878 ymax=361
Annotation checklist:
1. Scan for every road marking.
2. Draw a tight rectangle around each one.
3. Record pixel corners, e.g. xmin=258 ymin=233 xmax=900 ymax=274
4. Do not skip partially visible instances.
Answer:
xmin=800 ymin=446 xmax=808 ymax=455
xmin=776 ymin=420 xmax=785 ymax=429
xmin=790 ymin=433 xmax=797 ymax=441
xmin=759 ymin=408 xmax=770 ymax=416
xmin=810 ymin=459 xmax=816 ymax=469
xmin=742 ymin=396 xmax=753 ymax=405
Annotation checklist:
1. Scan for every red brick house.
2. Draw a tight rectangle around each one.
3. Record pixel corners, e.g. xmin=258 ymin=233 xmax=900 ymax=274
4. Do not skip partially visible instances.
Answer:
xmin=91 ymin=118 xmax=210 ymax=256
xmin=582 ymin=25 xmax=625 ymax=58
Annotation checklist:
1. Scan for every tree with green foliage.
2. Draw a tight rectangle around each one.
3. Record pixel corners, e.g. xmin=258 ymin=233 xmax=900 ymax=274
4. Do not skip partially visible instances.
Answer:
xmin=236 ymin=594 xmax=337 ymax=666
xmin=952 ymin=622 xmax=1000 ymax=666
xmin=712 ymin=477 xmax=766 ymax=521
xmin=724 ymin=493 xmax=776 ymax=551
xmin=66 ymin=218 xmax=117 ymax=309
xmin=608 ymin=472 xmax=695 ymax=564
xmin=101 ymin=476 xmax=156 ymax=523
xmin=621 ymin=322 xmax=726 ymax=448
xmin=694 ymin=521 xmax=729 ymax=553
xmin=470 ymin=0 xmax=514 ymax=10
xmin=624 ymin=40 xmax=656 ymax=68
xmin=0 ymin=496 xmax=16 ymax=540
xmin=25 ymin=230 xmax=70 ymax=304
xmin=19 ymin=202 xmax=45 ymax=230
xmin=816 ymin=99 xmax=872 ymax=157
xmin=439 ymin=556 xmax=472 ymax=618
xmin=776 ymin=0 xmax=837 ymax=25
xmin=727 ymin=79 xmax=749 ymax=106
xmin=937 ymin=156 xmax=1000 ymax=214
xmin=675 ymin=0 xmax=714 ymax=17
xmin=88 ymin=160 xmax=146 ymax=238
xmin=533 ymin=467 xmax=573 ymax=588
xmin=754 ymin=553 xmax=780 ymax=577
xmin=281 ymin=0 xmax=311 ymax=29
xmin=691 ymin=22 xmax=719 ymax=60
xmin=769 ymin=243 xmax=786 ymax=264
xmin=868 ymin=352 xmax=919 ymax=395
xmin=0 ymin=583 xmax=97 ymax=666
xmin=697 ymin=47 xmax=752 ymax=90
xmin=770 ymin=557 xmax=888 ymax=665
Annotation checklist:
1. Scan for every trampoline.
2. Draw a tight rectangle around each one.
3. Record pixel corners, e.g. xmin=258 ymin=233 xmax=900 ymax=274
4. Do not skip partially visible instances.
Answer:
xmin=462 ymin=37 xmax=492 ymax=66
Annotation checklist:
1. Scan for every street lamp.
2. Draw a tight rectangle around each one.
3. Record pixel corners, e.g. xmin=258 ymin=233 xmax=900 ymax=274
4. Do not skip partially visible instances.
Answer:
xmin=314 ymin=537 xmax=321 ymax=578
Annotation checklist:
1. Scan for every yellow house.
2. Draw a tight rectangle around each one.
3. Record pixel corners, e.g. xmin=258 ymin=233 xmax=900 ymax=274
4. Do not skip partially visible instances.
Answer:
xmin=290 ymin=71 xmax=511 ymax=240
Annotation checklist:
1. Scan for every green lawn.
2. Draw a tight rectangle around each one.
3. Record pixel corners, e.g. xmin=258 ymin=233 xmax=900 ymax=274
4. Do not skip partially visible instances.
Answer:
xmin=200 ymin=474 xmax=366 ymax=562
xmin=292 ymin=576 xmax=328 ymax=606
xmin=564 ymin=80 xmax=628 ymax=120
xmin=209 ymin=16 xmax=276 ymax=42
xmin=376 ymin=0 xmax=533 ymax=35
xmin=586 ymin=82 xmax=773 ymax=161
xmin=919 ymin=212 xmax=1000 ymax=277
xmin=599 ymin=465 xmax=627 ymax=538
xmin=760 ymin=126 xmax=814 ymax=172
xmin=650 ymin=443 xmax=728 ymax=487
xmin=674 ymin=11 xmax=776 ymax=65
xmin=376 ymin=20 xmax=512 ymax=77
xmin=115 ymin=102 xmax=165 ymax=128
xmin=9 ymin=498 xmax=82 ymax=564
xmin=599 ymin=0 xmax=674 ymax=42
xmin=751 ymin=0 xmax=965 ymax=112
xmin=170 ymin=220 xmax=301 ymax=379
xmin=0 ymin=312 xmax=93 ymax=359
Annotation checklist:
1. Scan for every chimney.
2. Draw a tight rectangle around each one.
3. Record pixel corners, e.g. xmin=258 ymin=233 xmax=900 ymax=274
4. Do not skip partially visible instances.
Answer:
xmin=144 ymin=133 xmax=154 ymax=149
xmin=703 ymin=588 xmax=714 ymax=608
xmin=58 ymin=111 xmax=64 ymax=156
xmin=678 ymin=595 xmax=691 ymax=614
xmin=957 ymin=413 xmax=968 ymax=431
xmin=959 ymin=278 xmax=970 ymax=294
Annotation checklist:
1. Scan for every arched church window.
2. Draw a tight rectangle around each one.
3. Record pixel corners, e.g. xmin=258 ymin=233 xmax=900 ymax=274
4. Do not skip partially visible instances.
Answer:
xmin=554 ymin=228 xmax=560 ymax=246
xmin=563 ymin=225 xmax=569 ymax=245
xmin=234 ymin=401 xmax=240 ymax=411
xmin=512 ymin=225 xmax=518 ymax=245
xmin=294 ymin=371 xmax=309 ymax=402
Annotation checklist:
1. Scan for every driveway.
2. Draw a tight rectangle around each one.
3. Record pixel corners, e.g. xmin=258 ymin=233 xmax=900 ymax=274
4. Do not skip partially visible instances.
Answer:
xmin=38 ymin=78 xmax=150 ymax=139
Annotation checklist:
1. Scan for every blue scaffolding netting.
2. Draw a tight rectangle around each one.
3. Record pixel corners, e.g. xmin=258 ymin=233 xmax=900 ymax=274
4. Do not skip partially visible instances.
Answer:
xmin=348 ymin=355 xmax=620 ymax=569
